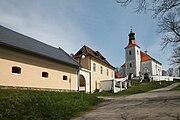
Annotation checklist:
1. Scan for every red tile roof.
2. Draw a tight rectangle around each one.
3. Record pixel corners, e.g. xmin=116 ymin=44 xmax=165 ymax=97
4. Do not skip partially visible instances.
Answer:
xmin=115 ymin=72 xmax=123 ymax=78
xmin=125 ymin=40 xmax=140 ymax=49
xmin=140 ymin=51 xmax=162 ymax=65
xmin=140 ymin=51 xmax=152 ymax=62
xmin=120 ymin=51 xmax=162 ymax=67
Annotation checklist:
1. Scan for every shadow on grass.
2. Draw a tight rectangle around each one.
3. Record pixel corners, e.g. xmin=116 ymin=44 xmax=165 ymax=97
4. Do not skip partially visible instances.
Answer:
xmin=95 ymin=80 xmax=175 ymax=97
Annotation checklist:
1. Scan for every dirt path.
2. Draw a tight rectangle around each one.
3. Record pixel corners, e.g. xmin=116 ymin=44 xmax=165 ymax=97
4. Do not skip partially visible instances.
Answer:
xmin=72 ymin=83 xmax=180 ymax=120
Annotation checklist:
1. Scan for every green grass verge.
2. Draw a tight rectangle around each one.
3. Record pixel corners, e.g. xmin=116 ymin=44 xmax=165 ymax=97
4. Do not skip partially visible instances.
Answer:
xmin=0 ymin=89 xmax=101 ymax=120
xmin=174 ymin=85 xmax=180 ymax=90
xmin=95 ymin=80 xmax=175 ymax=96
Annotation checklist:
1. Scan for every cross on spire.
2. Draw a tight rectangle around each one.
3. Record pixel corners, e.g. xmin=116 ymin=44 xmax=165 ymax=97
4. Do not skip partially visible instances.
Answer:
xmin=130 ymin=26 xmax=133 ymax=33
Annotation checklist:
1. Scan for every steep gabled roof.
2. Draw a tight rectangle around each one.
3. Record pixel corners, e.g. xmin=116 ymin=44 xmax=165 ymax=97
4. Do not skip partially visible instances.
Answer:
xmin=121 ymin=63 xmax=125 ymax=67
xmin=0 ymin=25 xmax=79 ymax=67
xmin=140 ymin=51 xmax=152 ymax=62
xmin=121 ymin=51 xmax=162 ymax=68
xmin=140 ymin=51 xmax=162 ymax=65
xmin=73 ymin=45 xmax=115 ymax=69
xmin=115 ymin=72 xmax=123 ymax=78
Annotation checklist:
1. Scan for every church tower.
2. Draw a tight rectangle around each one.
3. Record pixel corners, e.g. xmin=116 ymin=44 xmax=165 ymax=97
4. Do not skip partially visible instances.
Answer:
xmin=125 ymin=29 xmax=141 ymax=78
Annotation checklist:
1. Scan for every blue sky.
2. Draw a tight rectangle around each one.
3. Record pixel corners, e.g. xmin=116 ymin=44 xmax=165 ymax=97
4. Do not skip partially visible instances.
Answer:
xmin=0 ymin=0 xmax=173 ymax=70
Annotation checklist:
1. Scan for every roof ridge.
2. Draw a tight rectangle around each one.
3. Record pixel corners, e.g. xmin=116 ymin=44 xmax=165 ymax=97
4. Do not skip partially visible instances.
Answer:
xmin=0 ymin=25 xmax=59 ymax=51
xmin=0 ymin=25 xmax=80 ymax=67
xmin=74 ymin=45 xmax=115 ymax=69
xmin=140 ymin=51 xmax=162 ymax=65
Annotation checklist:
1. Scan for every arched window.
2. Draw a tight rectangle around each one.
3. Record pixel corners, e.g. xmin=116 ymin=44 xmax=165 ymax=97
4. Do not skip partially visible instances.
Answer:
xmin=42 ymin=72 xmax=48 ymax=78
xmin=12 ymin=66 xmax=21 ymax=74
xmin=80 ymin=75 xmax=85 ymax=87
xmin=129 ymin=50 xmax=131 ymax=55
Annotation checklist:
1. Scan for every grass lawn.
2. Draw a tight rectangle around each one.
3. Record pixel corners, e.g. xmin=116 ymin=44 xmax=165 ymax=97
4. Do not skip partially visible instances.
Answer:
xmin=95 ymin=80 xmax=175 ymax=96
xmin=174 ymin=84 xmax=180 ymax=90
xmin=0 ymin=89 xmax=101 ymax=120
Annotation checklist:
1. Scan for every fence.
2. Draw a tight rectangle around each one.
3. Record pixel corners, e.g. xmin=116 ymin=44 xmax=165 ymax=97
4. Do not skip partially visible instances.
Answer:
xmin=151 ymin=76 xmax=173 ymax=81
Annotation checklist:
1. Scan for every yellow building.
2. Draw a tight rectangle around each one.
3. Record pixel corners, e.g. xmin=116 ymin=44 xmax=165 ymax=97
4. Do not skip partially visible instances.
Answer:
xmin=0 ymin=25 xmax=80 ymax=91
xmin=73 ymin=45 xmax=115 ymax=93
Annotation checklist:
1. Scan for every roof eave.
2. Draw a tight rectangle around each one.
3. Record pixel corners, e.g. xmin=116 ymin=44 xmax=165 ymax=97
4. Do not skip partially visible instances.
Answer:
xmin=0 ymin=42 xmax=80 ymax=68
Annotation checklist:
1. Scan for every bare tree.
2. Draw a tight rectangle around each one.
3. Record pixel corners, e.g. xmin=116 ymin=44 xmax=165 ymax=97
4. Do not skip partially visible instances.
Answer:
xmin=116 ymin=0 xmax=180 ymax=66
xmin=116 ymin=0 xmax=180 ymax=17
xmin=170 ymin=46 xmax=180 ymax=67
xmin=167 ymin=67 xmax=174 ymax=76
xmin=158 ymin=12 xmax=180 ymax=49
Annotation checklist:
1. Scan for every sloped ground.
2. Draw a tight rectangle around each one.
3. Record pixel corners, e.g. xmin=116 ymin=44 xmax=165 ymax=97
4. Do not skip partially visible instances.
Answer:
xmin=72 ymin=83 xmax=180 ymax=120
xmin=0 ymin=90 xmax=100 ymax=120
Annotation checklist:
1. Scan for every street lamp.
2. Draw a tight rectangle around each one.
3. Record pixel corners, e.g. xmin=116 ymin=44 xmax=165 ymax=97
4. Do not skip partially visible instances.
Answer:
xmin=79 ymin=54 xmax=86 ymax=101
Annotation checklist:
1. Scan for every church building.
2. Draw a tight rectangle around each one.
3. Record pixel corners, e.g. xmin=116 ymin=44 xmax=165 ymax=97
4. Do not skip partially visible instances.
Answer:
xmin=120 ymin=30 xmax=162 ymax=78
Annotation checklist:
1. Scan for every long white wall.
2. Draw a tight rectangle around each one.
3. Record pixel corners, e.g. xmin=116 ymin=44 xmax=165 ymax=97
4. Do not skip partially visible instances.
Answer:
xmin=0 ymin=46 xmax=79 ymax=91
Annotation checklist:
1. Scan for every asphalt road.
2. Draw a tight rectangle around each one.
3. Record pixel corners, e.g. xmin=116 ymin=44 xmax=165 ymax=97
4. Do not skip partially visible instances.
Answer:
xmin=72 ymin=83 xmax=180 ymax=120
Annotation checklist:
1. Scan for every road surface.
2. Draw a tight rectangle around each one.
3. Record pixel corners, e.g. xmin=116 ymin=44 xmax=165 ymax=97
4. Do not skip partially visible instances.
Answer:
xmin=72 ymin=83 xmax=180 ymax=120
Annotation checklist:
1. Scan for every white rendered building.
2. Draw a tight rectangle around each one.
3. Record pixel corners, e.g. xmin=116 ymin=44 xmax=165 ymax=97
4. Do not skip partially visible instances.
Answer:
xmin=121 ymin=30 xmax=162 ymax=78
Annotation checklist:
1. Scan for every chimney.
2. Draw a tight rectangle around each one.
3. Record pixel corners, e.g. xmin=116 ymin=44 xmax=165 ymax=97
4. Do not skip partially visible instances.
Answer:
xmin=145 ymin=50 xmax=148 ymax=54
xmin=70 ymin=53 xmax=74 ymax=57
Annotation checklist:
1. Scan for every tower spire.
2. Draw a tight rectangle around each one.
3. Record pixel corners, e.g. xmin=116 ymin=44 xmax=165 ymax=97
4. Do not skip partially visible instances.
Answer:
xmin=130 ymin=26 xmax=133 ymax=33
xmin=128 ymin=27 xmax=135 ymax=41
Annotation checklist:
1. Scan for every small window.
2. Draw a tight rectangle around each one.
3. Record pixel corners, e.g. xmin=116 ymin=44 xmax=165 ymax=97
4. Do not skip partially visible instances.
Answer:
xmin=42 ymin=72 xmax=48 ymax=78
xmin=100 ymin=66 xmax=103 ymax=74
xmin=12 ymin=66 xmax=21 ymax=74
xmin=129 ymin=50 xmax=131 ymax=55
xmin=93 ymin=63 xmax=96 ymax=72
xmin=130 ymin=63 xmax=132 ymax=68
xmin=107 ymin=69 xmax=109 ymax=76
xmin=63 ymin=75 xmax=68 ymax=80
xmin=137 ymin=50 xmax=139 ymax=55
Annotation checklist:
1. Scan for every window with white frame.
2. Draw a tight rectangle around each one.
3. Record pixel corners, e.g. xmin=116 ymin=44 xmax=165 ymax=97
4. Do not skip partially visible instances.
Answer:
xmin=100 ymin=66 xmax=103 ymax=74
xmin=93 ymin=63 xmax=96 ymax=72
xmin=42 ymin=72 xmax=48 ymax=78
xmin=107 ymin=69 xmax=109 ymax=76
xmin=12 ymin=66 xmax=21 ymax=74
xmin=63 ymin=75 xmax=68 ymax=80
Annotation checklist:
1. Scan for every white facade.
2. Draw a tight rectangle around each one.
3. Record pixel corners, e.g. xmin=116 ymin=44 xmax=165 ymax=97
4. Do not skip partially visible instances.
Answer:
xmin=125 ymin=45 xmax=141 ymax=77
xmin=141 ymin=60 xmax=162 ymax=76
xmin=122 ymin=30 xmax=162 ymax=78
xmin=100 ymin=77 xmax=128 ymax=93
